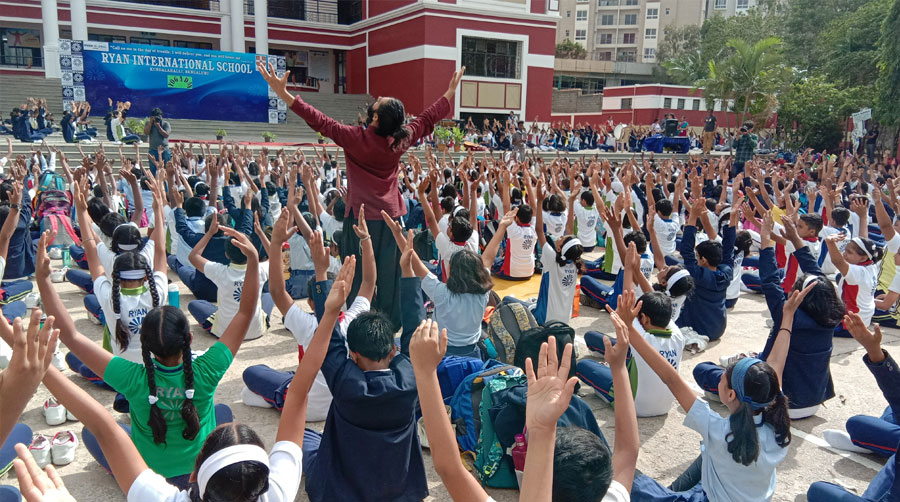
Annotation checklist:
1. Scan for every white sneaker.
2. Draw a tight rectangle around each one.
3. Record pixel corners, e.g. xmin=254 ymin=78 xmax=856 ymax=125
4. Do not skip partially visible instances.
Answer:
xmin=48 ymin=247 xmax=62 ymax=260
xmin=50 ymin=268 xmax=66 ymax=283
xmin=43 ymin=397 xmax=67 ymax=426
xmin=240 ymin=386 xmax=272 ymax=409
xmin=50 ymin=431 xmax=78 ymax=466
xmin=66 ymin=409 xmax=78 ymax=422
xmin=29 ymin=435 xmax=52 ymax=468
xmin=86 ymin=309 xmax=102 ymax=325
xmin=0 ymin=336 xmax=11 ymax=369
xmin=24 ymin=291 xmax=41 ymax=309
xmin=823 ymin=429 xmax=871 ymax=454
xmin=719 ymin=352 xmax=758 ymax=367
xmin=52 ymin=350 xmax=66 ymax=371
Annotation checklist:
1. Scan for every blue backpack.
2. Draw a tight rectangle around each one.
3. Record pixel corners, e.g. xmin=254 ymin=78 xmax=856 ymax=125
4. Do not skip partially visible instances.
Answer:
xmin=449 ymin=360 xmax=523 ymax=453
xmin=436 ymin=356 xmax=485 ymax=404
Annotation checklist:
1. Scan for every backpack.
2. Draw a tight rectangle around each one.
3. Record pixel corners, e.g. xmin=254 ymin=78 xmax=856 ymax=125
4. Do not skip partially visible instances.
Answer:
xmin=514 ymin=321 xmax=578 ymax=379
xmin=480 ymin=301 xmax=538 ymax=364
xmin=473 ymin=371 xmax=527 ymax=488
xmin=35 ymin=186 xmax=80 ymax=248
xmin=449 ymin=360 xmax=523 ymax=453
xmin=436 ymin=356 xmax=485 ymax=404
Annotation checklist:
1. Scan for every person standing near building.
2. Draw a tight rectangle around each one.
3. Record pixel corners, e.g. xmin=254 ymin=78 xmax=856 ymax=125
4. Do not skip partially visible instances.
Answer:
xmin=733 ymin=121 xmax=757 ymax=176
xmin=512 ymin=120 xmax=527 ymax=162
xmin=703 ymin=111 xmax=717 ymax=154
xmin=258 ymin=61 xmax=465 ymax=330
xmin=144 ymin=107 xmax=171 ymax=173
xmin=866 ymin=123 xmax=879 ymax=163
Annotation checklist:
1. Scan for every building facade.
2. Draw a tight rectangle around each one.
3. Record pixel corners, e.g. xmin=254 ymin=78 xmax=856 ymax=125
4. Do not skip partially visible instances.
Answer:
xmin=601 ymin=84 xmax=737 ymax=127
xmin=705 ymin=0 xmax=757 ymax=18
xmin=0 ymin=0 xmax=558 ymax=119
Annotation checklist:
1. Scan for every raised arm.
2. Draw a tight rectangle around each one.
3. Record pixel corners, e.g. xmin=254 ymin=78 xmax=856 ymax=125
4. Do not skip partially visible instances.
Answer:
xmin=268 ymin=211 xmax=298 ymax=317
xmin=0 ymin=183 xmax=22 ymax=260
xmin=767 ymin=283 xmax=816 ymax=384
xmin=216 ymin=228 xmax=260 ymax=356
xmin=352 ymin=205 xmax=377 ymax=302
xmin=824 ymin=233 xmax=850 ymax=276
xmin=187 ymin=214 xmax=217 ymax=272
xmin=482 ymin=209 xmax=516 ymax=270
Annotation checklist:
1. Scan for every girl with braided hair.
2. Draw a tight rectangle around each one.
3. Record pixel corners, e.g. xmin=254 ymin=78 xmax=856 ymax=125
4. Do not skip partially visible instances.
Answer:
xmin=35 ymin=222 xmax=262 ymax=488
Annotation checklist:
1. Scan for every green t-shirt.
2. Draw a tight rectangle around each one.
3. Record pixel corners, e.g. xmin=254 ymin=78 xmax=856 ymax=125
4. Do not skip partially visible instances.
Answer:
xmin=104 ymin=341 xmax=233 ymax=478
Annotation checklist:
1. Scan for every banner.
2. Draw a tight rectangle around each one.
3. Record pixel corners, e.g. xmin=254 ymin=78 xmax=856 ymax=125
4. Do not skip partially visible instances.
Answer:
xmin=59 ymin=39 xmax=285 ymax=123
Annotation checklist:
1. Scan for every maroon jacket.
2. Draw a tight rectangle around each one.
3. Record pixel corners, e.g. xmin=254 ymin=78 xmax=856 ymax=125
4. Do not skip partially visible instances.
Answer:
xmin=289 ymin=96 xmax=451 ymax=219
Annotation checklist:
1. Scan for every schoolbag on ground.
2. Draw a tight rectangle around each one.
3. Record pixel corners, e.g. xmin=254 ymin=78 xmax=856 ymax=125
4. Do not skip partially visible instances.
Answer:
xmin=449 ymin=360 xmax=523 ymax=453
xmin=481 ymin=300 xmax=538 ymax=363
xmin=436 ymin=356 xmax=485 ymax=404
xmin=514 ymin=321 xmax=577 ymax=379
xmin=472 ymin=369 xmax=526 ymax=488
xmin=33 ymin=173 xmax=79 ymax=248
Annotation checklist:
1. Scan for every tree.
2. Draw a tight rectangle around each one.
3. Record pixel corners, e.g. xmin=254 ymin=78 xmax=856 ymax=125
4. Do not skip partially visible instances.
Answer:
xmin=555 ymin=39 xmax=587 ymax=60
xmin=777 ymin=76 xmax=869 ymax=151
xmin=662 ymin=49 xmax=708 ymax=85
xmin=876 ymin=0 xmax=900 ymax=154
xmin=720 ymin=37 xmax=789 ymax=126
xmin=699 ymin=7 xmax=778 ymax=67
xmin=782 ymin=0 xmax=871 ymax=72
xmin=814 ymin=0 xmax=891 ymax=88
xmin=657 ymin=25 xmax=702 ymax=63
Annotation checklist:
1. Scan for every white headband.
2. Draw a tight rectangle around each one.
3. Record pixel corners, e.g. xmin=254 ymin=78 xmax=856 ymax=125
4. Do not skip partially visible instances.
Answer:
xmin=452 ymin=205 xmax=465 ymax=217
xmin=117 ymin=243 xmax=138 ymax=251
xmin=115 ymin=222 xmax=138 ymax=232
xmin=118 ymin=269 xmax=146 ymax=280
xmin=666 ymin=269 xmax=691 ymax=296
xmin=197 ymin=445 xmax=270 ymax=497
xmin=561 ymin=238 xmax=583 ymax=256
xmin=851 ymin=237 xmax=872 ymax=260
xmin=802 ymin=274 xmax=821 ymax=288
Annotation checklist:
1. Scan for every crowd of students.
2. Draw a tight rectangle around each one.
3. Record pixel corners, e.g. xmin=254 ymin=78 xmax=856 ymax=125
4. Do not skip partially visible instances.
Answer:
xmin=0 ymin=62 xmax=898 ymax=502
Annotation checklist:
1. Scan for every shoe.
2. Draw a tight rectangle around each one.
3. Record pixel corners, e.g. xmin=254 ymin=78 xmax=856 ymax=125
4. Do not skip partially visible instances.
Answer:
xmin=48 ymin=247 xmax=62 ymax=260
xmin=719 ymin=352 xmax=758 ymax=367
xmin=50 ymin=268 xmax=66 ymax=283
xmin=580 ymin=294 xmax=604 ymax=310
xmin=50 ymin=431 xmax=78 ymax=466
xmin=113 ymin=393 xmax=130 ymax=414
xmin=66 ymin=409 xmax=78 ymax=422
xmin=29 ymin=434 xmax=52 ymax=468
xmin=87 ymin=309 xmax=102 ymax=325
xmin=823 ymin=429 xmax=871 ymax=454
xmin=240 ymin=386 xmax=272 ymax=409
xmin=43 ymin=397 xmax=67 ymax=426
xmin=24 ymin=291 xmax=41 ymax=309
xmin=52 ymin=350 xmax=66 ymax=371
xmin=765 ymin=318 xmax=774 ymax=329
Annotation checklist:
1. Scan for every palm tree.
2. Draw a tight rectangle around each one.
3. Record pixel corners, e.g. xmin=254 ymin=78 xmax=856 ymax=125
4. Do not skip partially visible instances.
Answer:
xmin=721 ymin=37 xmax=787 ymax=126
xmin=698 ymin=60 xmax=736 ymax=151
xmin=662 ymin=49 xmax=708 ymax=85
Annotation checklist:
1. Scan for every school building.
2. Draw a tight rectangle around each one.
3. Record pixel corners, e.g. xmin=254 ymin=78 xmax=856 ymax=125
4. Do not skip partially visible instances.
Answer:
xmin=0 ymin=0 xmax=559 ymax=120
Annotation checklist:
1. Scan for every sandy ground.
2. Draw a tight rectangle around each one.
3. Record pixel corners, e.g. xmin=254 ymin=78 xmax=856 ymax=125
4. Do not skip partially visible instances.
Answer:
xmin=3 ymin=250 xmax=896 ymax=502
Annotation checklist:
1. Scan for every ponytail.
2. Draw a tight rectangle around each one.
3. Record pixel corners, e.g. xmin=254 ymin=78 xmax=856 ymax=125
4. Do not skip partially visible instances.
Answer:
xmin=725 ymin=402 xmax=760 ymax=466
xmin=724 ymin=360 xmax=791 ymax=466
xmin=111 ymin=270 xmax=131 ymax=351
xmin=145 ymin=262 xmax=161 ymax=308
xmin=180 ymin=329 xmax=201 ymax=441
xmin=142 ymin=343 xmax=168 ymax=444
xmin=763 ymin=391 xmax=792 ymax=449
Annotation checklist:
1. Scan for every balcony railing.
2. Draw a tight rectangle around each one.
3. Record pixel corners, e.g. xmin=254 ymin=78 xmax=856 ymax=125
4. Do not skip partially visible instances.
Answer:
xmin=243 ymin=0 xmax=361 ymax=24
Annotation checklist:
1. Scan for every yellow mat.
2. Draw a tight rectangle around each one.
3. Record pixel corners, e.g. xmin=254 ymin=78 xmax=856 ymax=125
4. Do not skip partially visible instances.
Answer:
xmin=492 ymin=276 xmax=542 ymax=300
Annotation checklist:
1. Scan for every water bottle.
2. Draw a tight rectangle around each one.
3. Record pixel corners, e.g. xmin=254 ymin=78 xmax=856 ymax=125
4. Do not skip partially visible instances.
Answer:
xmin=168 ymin=283 xmax=180 ymax=308
xmin=61 ymin=247 xmax=72 ymax=268
xmin=512 ymin=433 xmax=528 ymax=488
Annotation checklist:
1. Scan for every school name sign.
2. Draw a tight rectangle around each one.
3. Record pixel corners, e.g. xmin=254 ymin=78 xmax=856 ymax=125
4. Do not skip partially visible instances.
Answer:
xmin=59 ymin=40 xmax=286 ymax=123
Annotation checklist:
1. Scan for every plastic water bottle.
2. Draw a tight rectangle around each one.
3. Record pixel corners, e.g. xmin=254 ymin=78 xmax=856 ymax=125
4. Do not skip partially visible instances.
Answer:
xmin=512 ymin=433 xmax=528 ymax=488
xmin=168 ymin=283 xmax=180 ymax=308
xmin=61 ymin=247 xmax=71 ymax=268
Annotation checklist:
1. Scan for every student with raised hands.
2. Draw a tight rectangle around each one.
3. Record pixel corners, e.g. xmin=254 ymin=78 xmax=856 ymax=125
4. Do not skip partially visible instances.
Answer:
xmin=12 ymin=266 xmax=353 ymax=502
xmin=823 ymin=228 xmax=884 ymax=337
xmin=36 ymin=221 xmax=261 ymax=488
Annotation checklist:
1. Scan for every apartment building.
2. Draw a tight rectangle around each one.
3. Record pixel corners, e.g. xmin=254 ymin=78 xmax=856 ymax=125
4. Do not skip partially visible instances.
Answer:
xmin=706 ymin=0 xmax=758 ymax=18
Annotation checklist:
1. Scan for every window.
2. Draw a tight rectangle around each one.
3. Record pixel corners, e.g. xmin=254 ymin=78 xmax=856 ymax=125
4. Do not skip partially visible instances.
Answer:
xmin=625 ymin=0 xmax=638 ymax=5
xmin=624 ymin=14 xmax=637 ymax=25
xmin=461 ymin=37 xmax=520 ymax=79
xmin=577 ymin=0 xmax=589 ymax=2
xmin=677 ymin=98 xmax=685 ymax=109
xmin=596 ymin=51 xmax=613 ymax=61
xmin=89 ymin=34 xmax=126 ymax=43
xmin=619 ymin=50 xmax=636 ymax=62
xmin=646 ymin=7 xmax=658 ymax=18
xmin=1 ymin=28 xmax=43 ymax=68
xmin=554 ymin=75 xmax=605 ymax=93
xmin=565 ymin=30 xmax=570 ymax=38
xmin=598 ymin=0 xmax=618 ymax=5
xmin=575 ymin=30 xmax=587 ymax=42
xmin=576 ymin=10 xmax=588 ymax=20
xmin=174 ymin=40 xmax=213 ymax=49
xmin=623 ymin=33 xmax=635 ymax=44
xmin=129 ymin=37 xmax=170 ymax=46
xmin=601 ymin=14 xmax=614 ymax=25
xmin=599 ymin=33 xmax=613 ymax=44
xmin=714 ymin=0 xmax=726 ymax=8
xmin=737 ymin=0 xmax=749 ymax=8
xmin=643 ymin=48 xmax=655 ymax=58
xmin=645 ymin=28 xmax=656 ymax=39
xmin=665 ymin=7 xmax=670 ymax=14
xmin=621 ymin=98 xmax=633 ymax=109
xmin=692 ymin=99 xmax=701 ymax=110
xmin=566 ymin=10 xmax=571 ymax=17
xmin=663 ymin=97 xmax=672 ymax=108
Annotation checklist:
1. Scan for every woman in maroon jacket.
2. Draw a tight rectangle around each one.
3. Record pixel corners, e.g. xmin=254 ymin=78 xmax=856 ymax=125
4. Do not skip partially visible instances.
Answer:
xmin=258 ymin=62 xmax=465 ymax=329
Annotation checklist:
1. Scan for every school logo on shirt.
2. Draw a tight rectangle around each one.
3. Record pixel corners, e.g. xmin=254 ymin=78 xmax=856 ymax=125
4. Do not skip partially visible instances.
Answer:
xmin=127 ymin=308 xmax=149 ymax=336
xmin=155 ymin=386 xmax=185 ymax=421
xmin=562 ymin=273 xmax=575 ymax=288
xmin=522 ymin=236 xmax=534 ymax=250
xmin=232 ymin=280 xmax=244 ymax=302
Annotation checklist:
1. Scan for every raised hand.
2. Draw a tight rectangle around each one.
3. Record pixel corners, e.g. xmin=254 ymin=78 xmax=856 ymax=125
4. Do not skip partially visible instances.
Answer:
xmin=257 ymin=61 xmax=292 ymax=103
xmin=35 ymin=231 xmax=53 ymax=282
xmin=783 ymin=280 xmax=816 ymax=315
xmin=524 ymin=336 xmax=578 ymax=432
xmin=270 ymin=210 xmax=297 ymax=245
xmin=352 ymin=204 xmax=370 ymax=240
xmin=443 ymin=66 xmax=467 ymax=101
xmin=219 ymin=226 xmax=257 ymax=261
xmin=309 ymin=230 xmax=330 ymax=274
xmin=324 ymin=256 xmax=356 ymax=312
xmin=13 ymin=443 xmax=76 ymax=502
xmin=844 ymin=312 xmax=884 ymax=361
xmin=604 ymin=303 xmax=633 ymax=370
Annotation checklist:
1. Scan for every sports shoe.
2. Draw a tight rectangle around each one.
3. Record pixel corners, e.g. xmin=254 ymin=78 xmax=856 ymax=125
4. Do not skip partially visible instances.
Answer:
xmin=66 ymin=409 xmax=78 ymax=422
xmin=50 ymin=268 xmax=66 ymax=283
xmin=48 ymin=247 xmax=62 ymax=260
xmin=43 ymin=397 xmax=67 ymax=426
xmin=86 ymin=309 xmax=102 ymax=325
xmin=719 ymin=352 xmax=758 ymax=367
xmin=580 ymin=294 xmax=605 ymax=310
xmin=52 ymin=350 xmax=66 ymax=371
xmin=50 ymin=431 xmax=78 ymax=466
xmin=24 ymin=291 xmax=41 ymax=309
xmin=823 ymin=429 xmax=871 ymax=454
xmin=29 ymin=434 xmax=52 ymax=468
xmin=241 ymin=386 xmax=272 ymax=409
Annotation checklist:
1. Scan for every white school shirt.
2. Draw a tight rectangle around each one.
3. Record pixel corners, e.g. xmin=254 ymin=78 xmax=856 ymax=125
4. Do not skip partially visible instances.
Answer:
xmin=435 ymin=231 xmax=479 ymax=278
xmin=542 ymin=210 xmax=568 ymax=241
xmin=438 ymin=213 xmax=451 ymax=235
xmin=422 ymin=273 xmax=489 ymax=347
xmin=94 ymin=271 xmax=168 ymax=364
xmin=287 ymin=232 xmax=314 ymax=271
xmin=319 ymin=211 xmax=342 ymax=241
xmin=204 ymin=261 xmax=269 ymax=340
xmin=573 ymin=204 xmax=599 ymax=247
xmin=687 ymin=398 xmax=787 ymax=502
xmin=819 ymin=226 xmax=850 ymax=275
xmin=97 ymin=240 xmax=155 ymax=280
xmin=504 ymin=223 xmax=537 ymax=278
xmin=886 ymin=233 xmax=900 ymax=255
xmin=631 ymin=318 xmax=685 ymax=417
xmin=726 ymin=250 xmax=745 ymax=301
xmin=127 ymin=441 xmax=303 ymax=502
xmin=490 ymin=193 xmax=505 ymax=218
xmin=536 ymin=242 xmax=578 ymax=324
xmin=282 ymin=297 xmax=370 ymax=421
xmin=654 ymin=213 xmax=680 ymax=256
xmin=840 ymin=262 xmax=878 ymax=326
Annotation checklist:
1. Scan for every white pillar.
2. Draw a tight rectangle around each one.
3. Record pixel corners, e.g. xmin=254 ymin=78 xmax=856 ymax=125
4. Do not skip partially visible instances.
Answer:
xmin=70 ymin=0 xmax=88 ymax=41
xmin=254 ymin=0 xmax=268 ymax=55
xmin=220 ymin=0 xmax=232 ymax=51
xmin=41 ymin=0 xmax=61 ymax=78
xmin=230 ymin=0 xmax=245 ymax=52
